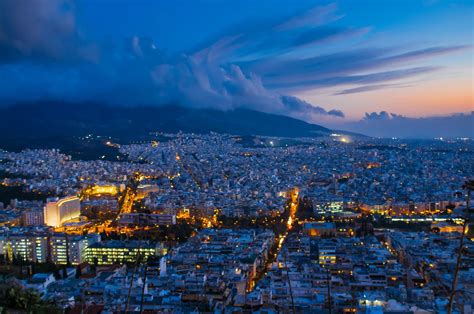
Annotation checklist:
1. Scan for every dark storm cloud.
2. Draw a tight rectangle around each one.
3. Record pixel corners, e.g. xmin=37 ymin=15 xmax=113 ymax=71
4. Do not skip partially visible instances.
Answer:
xmin=0 ymin=2 xmax=350 ymax=120
xmin=0 ymin=0 xmax=469 ymax=127
xmin=0 ymin=0 xmax=98 ymax=63
xmin=280 ymin=96 xmax=344 ymax=118
xmin=0 ymin=0 xmax=72 ymax=60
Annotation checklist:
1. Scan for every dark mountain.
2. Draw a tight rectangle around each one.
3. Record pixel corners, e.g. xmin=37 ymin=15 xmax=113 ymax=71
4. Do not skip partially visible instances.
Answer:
xmin=0 ymin=102 xmax=359 ymax=154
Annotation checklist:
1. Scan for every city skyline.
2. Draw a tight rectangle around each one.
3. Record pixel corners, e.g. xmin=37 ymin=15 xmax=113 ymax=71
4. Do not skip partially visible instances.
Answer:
xmin=0 ymin=133 xmax=472 ymax=312
xmin=0 ymin=2 xmax=473 ymax=312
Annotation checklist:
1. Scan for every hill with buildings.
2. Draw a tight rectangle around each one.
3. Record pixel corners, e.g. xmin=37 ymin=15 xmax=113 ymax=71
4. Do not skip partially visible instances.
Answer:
xmin=0 ymin=102 xmax=361 ymax=153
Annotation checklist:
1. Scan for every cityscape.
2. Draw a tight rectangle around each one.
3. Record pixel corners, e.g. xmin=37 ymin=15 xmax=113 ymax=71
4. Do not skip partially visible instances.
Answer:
xmin=0 ymin=134 xmax=472 ymax=313
xmin=0 ymin=0 xmax=473 ymax=313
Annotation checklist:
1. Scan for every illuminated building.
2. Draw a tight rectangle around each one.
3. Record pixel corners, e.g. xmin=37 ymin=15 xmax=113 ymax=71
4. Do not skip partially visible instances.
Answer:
xmin=176 ymin=208 xmax=190 ymax=219
xmin=314 ymin=201 xmax=355 ymax=214
xmin=136 ymin=184 xmax=159 ymax=198
xmin=49 ymin=233 xmax=101 ymax=265
xmin=431 ymin=222 xmax=464 ymax=233
xmin=0 ymin=215 xmax=20 ymax=227
xmin=44 ymin=196 xmax=81 ymax=227
xmin=85 ymin=240 xmax=165 ymax=265
xmin=1 ymin=231 xmax=101 ymax=265
xmin=318 ymin=244 xmax=337 ymax=265
xmin=118 ymin=213 xmax=176 ymax=226
xmin=50 ymin=234 xmax=92 ymax=265
xmin=304 ymin=222 xmax=336 ymax=237
xmin=21 ymin=209 xmax=44 ymax=226
xmin=6 ymin=234 xmax=48 ymax=263
xmin=0 ymin=236 xmax=6 ymax=257
xmin=82 ymin=185 xmax=118 ymax=197
xmin=50 ymin=235 xmax=69 ymax=265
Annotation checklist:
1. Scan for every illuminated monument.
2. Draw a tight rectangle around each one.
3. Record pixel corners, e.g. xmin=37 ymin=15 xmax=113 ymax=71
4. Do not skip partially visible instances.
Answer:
xmin=44 ymin=196 xmax=81 ymax=227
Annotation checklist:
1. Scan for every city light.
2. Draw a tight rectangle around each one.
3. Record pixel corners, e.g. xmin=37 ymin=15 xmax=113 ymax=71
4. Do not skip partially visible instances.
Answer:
xmin=0 ymin=131 xmax=471 ymax=312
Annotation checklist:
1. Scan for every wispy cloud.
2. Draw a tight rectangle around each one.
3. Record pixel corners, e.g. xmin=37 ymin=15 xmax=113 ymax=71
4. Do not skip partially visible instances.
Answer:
xmin=276 ymin=3 xmax=343 ymax=31
xmin=268 ymin=66 xmax=440 ymax=91
xmin=333 ymin=83 xmax=411 ymax=95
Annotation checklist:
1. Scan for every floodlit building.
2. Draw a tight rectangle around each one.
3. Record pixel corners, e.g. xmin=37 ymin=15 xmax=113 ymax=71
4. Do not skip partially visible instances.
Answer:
xmin=44 ymin=196 xmax=81 ymax=227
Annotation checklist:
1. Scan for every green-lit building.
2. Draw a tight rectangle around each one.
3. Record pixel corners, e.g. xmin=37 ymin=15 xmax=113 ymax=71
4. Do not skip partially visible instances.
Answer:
xmin=85 ymin=240 xmax=166 ymax=265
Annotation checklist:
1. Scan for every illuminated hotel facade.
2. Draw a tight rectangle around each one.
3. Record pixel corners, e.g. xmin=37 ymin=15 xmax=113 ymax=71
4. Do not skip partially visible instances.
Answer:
xmin=44 ymin=196 xmax=81 ymax=227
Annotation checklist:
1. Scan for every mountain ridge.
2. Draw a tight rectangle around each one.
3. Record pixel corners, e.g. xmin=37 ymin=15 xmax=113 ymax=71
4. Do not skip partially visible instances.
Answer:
xmin=0 ymin=102 xmax=362 ymax=152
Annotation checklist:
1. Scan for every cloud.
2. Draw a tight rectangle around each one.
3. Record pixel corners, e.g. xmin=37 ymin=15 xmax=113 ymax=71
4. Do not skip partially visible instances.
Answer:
xmin=364 ymin=111 xmax=392 ymax=120
xmin=328 ymin=109 xmax=345 ymax=117
xmin=268 ymin=66 xmax=439 ymax=91
xmin=333 ymin=83 xmax=411 ymax=95
xmin=0 ymin=0 xmax=98 ymax=63
xmin=280 ymin=95 xmax=344 ymax=118
xmin=240 ymin=46 xmax=463 ymax=91
xmin=0 ymin=1 xmax=349 ymax=120
xmin=236 ymin=44 xmax=468 ymax=91
xmin=338 ymin=111 xmax=474 ymax=138
xmin=292 ymin=27 xmax=369 ymax=47
xmin=276 ymin=3 xmax=342 ymax=31
xmin=193 ymin=4 xmax=366 ymax=65
xmin=0 ymin=38 xmax=341 ymax=121
xmin=0 ymin=0 xmax=470 ymax=128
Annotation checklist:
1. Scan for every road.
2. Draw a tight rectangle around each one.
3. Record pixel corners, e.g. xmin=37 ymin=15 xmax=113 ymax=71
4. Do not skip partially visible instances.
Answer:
xmin=248 ymin=187 xmax=299 ymax=292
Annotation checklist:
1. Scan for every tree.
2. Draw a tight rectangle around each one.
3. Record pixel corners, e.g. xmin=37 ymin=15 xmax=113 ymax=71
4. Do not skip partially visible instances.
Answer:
xmin=91 ymin=257 xmax=98 ymax=274
xmin=53 ymin=267 xmax=61 ymax=280
xmin=0 ymin=282 xmax=61 ymax=313
xmin=75 ymin=264 xmax=82 ymax=278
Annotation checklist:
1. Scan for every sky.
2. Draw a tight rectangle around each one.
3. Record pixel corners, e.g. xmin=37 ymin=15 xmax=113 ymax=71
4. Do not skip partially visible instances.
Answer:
xmin=0 ymin=0 xmax=472 ymax=138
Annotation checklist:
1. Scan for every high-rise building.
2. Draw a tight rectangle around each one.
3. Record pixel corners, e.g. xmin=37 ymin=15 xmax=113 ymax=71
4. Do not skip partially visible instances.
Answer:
xmin=49 ymin=234 xmax=69 ymax=265
xmin=44 ymin=196 xmax=81 ymax=227
xmin=50 ymin=234 xmax=97 ymax=265
xmin=0 ymin=236 xmax=7 ymax=259
xmin=6 ymin=234 xmax=48 ymax=263
xmin=0 ymin=231 xmax=101 ymax=265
